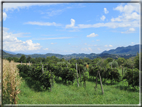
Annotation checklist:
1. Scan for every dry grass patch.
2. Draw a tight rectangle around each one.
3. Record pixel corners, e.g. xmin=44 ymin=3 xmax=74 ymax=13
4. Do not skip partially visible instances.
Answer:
xmin=3 ymin=59 xmax=22 ymax=104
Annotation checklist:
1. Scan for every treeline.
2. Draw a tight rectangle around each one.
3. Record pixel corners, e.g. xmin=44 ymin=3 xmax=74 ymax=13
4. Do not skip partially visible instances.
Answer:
xmin=5 ymin=53 xmax=141 ymax=70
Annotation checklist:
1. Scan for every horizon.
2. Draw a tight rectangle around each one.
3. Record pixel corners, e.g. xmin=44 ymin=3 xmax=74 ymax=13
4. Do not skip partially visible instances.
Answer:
xmin=3 ymin=43 xmax=140 ymax=55
xmin=3 ymin=3 xmax=140 ymax=55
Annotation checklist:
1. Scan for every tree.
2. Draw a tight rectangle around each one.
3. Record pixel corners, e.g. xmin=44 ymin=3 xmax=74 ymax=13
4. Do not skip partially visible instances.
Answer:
xmin=134 ymin=53 xmax=142 ymax=70
xmin=13 ymin=57 xmax=19 ymax=62
xmin=26 ymin=56 xmax=32 ymax=63
xmin=117 ymin=57 xmax=126 ymax=67
xmin=77 ymin=58 xmax=83 ymax=64
xmin=7 ymin=57 xmax=12 ymax=62
xmin=31 ymin=58 xmax=35 ymax=63
xmin=106 ymin=57 xmax=113 ymax=63
xmin=93 ymin=58 xmax=101 ymax=65
xmin=83 ymin=58 xmax=91 ymax=64
xmin=19 ymin=55 xmax=26 ymax=63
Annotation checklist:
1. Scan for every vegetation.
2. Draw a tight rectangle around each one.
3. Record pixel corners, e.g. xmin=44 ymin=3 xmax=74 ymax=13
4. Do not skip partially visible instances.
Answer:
xmin=3 ymin=59 xmax=22 ymax=104
xmin=2 ymin=52 xmax=141 ymax=104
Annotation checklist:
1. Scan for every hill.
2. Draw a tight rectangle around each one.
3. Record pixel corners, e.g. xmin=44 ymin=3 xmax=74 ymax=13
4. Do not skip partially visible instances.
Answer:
xmin=102 ymin=44 xmax=141 ymax=55
xmin=1 ymin=44 xmax=140 ymax=59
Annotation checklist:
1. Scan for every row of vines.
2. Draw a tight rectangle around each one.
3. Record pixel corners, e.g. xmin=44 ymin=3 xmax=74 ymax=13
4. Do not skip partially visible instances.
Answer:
xmin=17 ymin=62 xmax=140 ymax=91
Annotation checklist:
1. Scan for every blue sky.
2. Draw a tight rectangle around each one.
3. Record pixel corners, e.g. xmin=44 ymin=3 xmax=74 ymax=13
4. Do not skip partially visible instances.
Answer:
xmin=3 ymin=2 xmax=140 ymax=55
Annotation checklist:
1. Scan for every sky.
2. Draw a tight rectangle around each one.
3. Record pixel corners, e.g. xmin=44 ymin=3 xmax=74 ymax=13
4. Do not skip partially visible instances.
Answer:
xmin=2 ymin=1 xmax=140 ymax=55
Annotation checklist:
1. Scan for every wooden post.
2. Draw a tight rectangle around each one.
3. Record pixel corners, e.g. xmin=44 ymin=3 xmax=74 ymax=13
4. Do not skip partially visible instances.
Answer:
xmin=47 ymin=63 xmax=48 ymax=71
xmin=83 ymin=71 xmax=86 ymax=88
xmin=76 ymin=63 xmax=79 ymax=87
xmin=132 ymin=66 xmax=133 ymax=87
xmin=79 ymin=68 xmax=82 ymax=86
xmin=122 ymin=65 xmax=123 ymax=76
xmin=50 ymin=70 xmax=52 ymax=92
xmin=21 ymin=61 xmax=22 ymax=65
xmin=51 ymin=71 xmax=54 ymax=87
xmin=95 ymin=71 xmax=99 ymax=91
xmin=29 ymin=61 xmax=30 ymax=66
xmin=98 ymin=71 xmax=104 ymax=95
xmin=42 ymin=64 xmax=44 ymax=74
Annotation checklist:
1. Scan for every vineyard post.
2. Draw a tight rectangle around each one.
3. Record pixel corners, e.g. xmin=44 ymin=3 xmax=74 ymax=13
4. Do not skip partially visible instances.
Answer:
xmin=52 ymin=71 xmax=54 ymax=87
xmin=132 ymin=66 xmax=133 ymax=87
xmin=29 ymin=61 xmax=30 ymax=66
xmin=83 ymin=70 xmax=86 ymax=88
xmin=21 ymin=61 xmax=22 ymax=65
xmin=47 ymin=63 xmax=48 ymax=70
xmin=42 ymin=64 xmax=44 ymax=74
xmin=98 ymin=70 xmax=104 ymax=95
xmin=76 ymin=63 xmax=79 ymax=87
xmin=95 ymin=71 xmax=99 ymax=91
xmin=111 ymin=69 xmax=112 ymax=85
xmin=122 ymin=65 xmax=123 ymax=76
xmin=79 ymin=68 xmax=82 ymax=86
xmin=50 ymin=70 xmax=52 ymax=92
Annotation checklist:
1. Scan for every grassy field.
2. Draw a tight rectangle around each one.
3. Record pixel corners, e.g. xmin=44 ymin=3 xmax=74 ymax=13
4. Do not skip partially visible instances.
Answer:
xmin=17 ymin=76 xmax=139 ymax=104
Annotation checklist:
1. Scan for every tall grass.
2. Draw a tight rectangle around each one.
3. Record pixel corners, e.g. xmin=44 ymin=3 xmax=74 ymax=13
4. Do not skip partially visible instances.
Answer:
xmin=3 ymin=59 xmax=22 ymax=104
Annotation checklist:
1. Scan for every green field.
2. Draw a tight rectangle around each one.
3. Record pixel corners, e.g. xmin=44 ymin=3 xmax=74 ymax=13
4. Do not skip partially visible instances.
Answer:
xmin=17 ymin=76 xmax=139 ymax=104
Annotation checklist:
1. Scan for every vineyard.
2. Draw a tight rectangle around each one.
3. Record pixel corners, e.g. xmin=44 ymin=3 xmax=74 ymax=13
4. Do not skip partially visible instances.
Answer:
xmin=2 ymin=54 xmax=141 ymax=104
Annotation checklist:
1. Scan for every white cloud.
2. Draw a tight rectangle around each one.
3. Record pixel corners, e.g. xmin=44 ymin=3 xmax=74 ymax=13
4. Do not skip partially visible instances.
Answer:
xmin=100 ymin=15 xmax=106 ymax=21
xmin=25 ymin=21 xmax=61 ymax=26
xmin=45 ymin=9 xmax=63 ymax=16
xmin=104 ymin=8 xmax=109 ymax=14
xmin=3 ymin=28 xmax=41 ymax=52
xmin=51 ymin=43 xmax=56 ymax=45
xmin=129 ymin=28 xmax=135 ymax=32
xmin=3 ymin=12 xmax=7 ymax=21
xmin=112 ymin=3 xmax=140 ymax=22
xmin=78 ymin=22 xmax=131 ymax=29
xmin=44 ymin=48 xmax=49 ymax=50
xmin=114 ymin=3 xmax=139 ymax=14
xmin=33 ymin=37 xmax=72 ymax=40
xmin=87 ymin=33 xmax=98 ymax=37
xmin=97 ymin=48 xmax=101 ymax=50
xmin=81 ymin=47 xmax=92 ymax=52
xmin=121 ymin=27 xmax=135 ymax=33
xmin=96 ymin=39 xmax=100 ymax=41
xmin=105 ymin=45 xmax=112 ymax=47
xmin=88 ymin=47 xmax=92 ymax=52
xmin=131 ymin=42 xmax=134 ymax=44
xmin=70 ymin=3 xmax=139 ymax=29
xmin=66 ymin=19 xmax=76 ymax=28
xmin=3 ymin=3 xmax=58 ymax=11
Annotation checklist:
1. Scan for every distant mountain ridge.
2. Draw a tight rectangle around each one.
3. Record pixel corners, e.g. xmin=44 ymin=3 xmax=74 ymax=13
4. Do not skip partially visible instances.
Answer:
xmin=1 ymin=44 xmax=141 ymax=59
xmin=102 ymin=44 xmax=141 ymax=55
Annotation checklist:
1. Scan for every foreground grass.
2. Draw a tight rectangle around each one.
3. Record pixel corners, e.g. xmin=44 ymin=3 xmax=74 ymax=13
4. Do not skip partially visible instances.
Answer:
xmin=17 ymin=78 xmax=139 ymax=104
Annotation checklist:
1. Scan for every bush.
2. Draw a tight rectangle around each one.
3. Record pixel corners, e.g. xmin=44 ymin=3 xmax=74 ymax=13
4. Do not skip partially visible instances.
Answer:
xmin=109 ymin=60 xmax=118 ymax=68
xmin=123 ymin=68 xmax=140 ymax=88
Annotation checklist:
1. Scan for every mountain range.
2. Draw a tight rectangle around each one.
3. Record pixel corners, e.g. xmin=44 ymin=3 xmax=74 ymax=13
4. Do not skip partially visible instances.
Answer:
xmin=1 ymin=44 xmax=141 ymax=59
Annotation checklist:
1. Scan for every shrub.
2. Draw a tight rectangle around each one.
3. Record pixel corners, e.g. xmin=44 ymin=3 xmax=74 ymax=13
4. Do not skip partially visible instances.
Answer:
xmin=109 ymin=60 xmax=118 ymax=68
